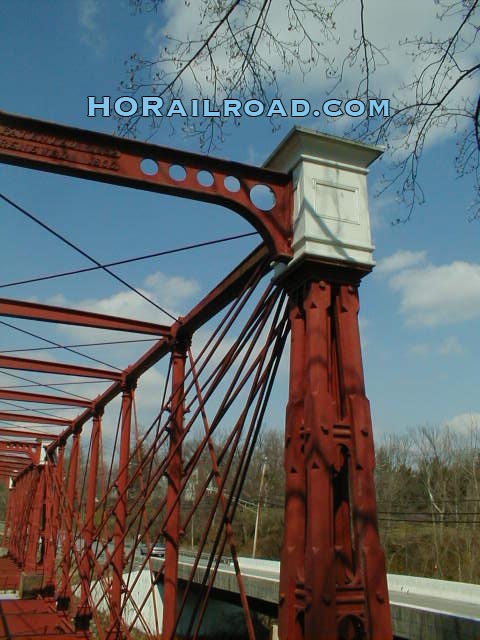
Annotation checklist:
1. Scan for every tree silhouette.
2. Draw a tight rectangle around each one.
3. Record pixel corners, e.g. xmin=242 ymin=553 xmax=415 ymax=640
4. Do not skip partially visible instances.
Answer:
xmin=119 ymin=0 xmax=479 ymax=220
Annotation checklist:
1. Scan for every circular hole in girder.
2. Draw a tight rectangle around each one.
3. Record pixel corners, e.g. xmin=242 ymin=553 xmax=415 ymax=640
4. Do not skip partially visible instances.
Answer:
xmin=224 ymin=176 xmax=241 ymax=192
xmin=169 ymin=164 xmax=187 ymax=181
xmin=249 ymin=184 xmax=276 ymax=211
xmin=140 ymin=158 xmax=159 ymax=176
xmin=197 ymin=170 xmax=214 ymax=187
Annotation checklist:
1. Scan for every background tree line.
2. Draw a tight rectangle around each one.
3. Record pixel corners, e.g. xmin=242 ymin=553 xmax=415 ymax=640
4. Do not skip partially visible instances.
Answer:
xmin=215 ymin=422 xmax=480 ymax=583
xmin=1 ymin=420 xmax=478 ymax=583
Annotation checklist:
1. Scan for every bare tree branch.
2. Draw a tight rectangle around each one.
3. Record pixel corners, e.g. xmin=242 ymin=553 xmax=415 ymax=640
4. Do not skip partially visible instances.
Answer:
xmin=121 ymin=0 xmax=480 ymax=219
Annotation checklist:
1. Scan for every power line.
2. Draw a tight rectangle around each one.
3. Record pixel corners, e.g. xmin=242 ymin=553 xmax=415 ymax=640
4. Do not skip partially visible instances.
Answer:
xmin=378 ymin=518 xmax=480 ymax=527
xmin=378 ymin=509 xmax=480 ymax=515
xmin=0 ymin=379 xmax=106 ymax=390
xmin=0 ymin=399 xmax=71 ymax=420
xmin=0 ymin=370 xmax=97 ymax=401
xmin=0 ymin=422 xmax=61 ymax=436
xmin=0 ymin=232 xmax=257 ymax=289
xmin=0 ymin=337 xmax=158 ymax=354
xmin=0 ymin=319 xmax=121 ymax=371
xmin=0 ymin=192 xmax=178 ymax=321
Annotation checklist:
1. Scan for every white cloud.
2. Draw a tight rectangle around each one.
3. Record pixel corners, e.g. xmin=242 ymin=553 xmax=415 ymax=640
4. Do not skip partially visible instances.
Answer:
xmin=149 ymin=0 xmax=475 ymax=148
xmin=47 ymin=270 xmax=200 ymax=335
xmin=78 ymin=0 xmax=105 ymax=54
xmin=438 ymin=336 xmax=463 ymax=356
xmin=135 ymin=367 xmax=168 ymax=412
xmin=376 ymin=250 xmax=427 ymax=274
xmin=409 ymin=343 xmax=430 ymax=356
xmin=378 ymin=250 xmax=480 ymax=326
xmin=33 ymin=270 xmax=202 ymax=375
xmin=144 ymin=272 xmax=200 ymax=310
xmin=389 ymin=261 xmax=480 ymax=327
xmin=443 ymin=412 xmax=480 ymax=433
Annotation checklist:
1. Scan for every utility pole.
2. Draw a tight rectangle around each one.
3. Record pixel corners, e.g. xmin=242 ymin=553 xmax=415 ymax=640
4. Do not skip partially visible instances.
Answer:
xmin=252 ymin=456 xmax=267 ymax=559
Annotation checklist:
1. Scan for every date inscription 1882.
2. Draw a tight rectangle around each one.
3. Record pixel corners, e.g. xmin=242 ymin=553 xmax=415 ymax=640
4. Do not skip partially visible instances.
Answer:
xmin=0 ymin=125 xmax=120 ymax=171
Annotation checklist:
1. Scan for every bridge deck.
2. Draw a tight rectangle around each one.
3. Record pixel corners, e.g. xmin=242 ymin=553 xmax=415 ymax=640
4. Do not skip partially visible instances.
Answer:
xmin=170 ymin=555 xmax=480 ymax=640
xmin=0 ymin=556 xmax=21 ymax=591
xmin=0 ymin=556 xmax=90 ymax=640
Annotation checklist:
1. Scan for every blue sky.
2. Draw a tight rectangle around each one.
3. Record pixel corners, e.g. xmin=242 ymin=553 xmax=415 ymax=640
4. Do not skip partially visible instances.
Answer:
xmin=0 ymin=1 xmax=479 ymax=446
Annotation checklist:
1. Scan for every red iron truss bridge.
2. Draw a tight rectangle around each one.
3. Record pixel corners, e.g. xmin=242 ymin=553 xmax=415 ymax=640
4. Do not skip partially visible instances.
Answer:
xmin=0 ymin=111 xmax=392 ymax=640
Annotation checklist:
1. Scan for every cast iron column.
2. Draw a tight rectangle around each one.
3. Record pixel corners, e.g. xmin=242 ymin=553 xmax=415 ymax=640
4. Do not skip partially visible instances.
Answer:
xmin=265 ymin=126 xmax=393 ymax=640
xmin=278 ymin=269 xmax=392 ymax=640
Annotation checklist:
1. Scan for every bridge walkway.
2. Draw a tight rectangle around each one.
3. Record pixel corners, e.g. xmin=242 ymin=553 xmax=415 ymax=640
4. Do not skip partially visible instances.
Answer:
xmin=0 ymin=555 xmax=90 ymax=640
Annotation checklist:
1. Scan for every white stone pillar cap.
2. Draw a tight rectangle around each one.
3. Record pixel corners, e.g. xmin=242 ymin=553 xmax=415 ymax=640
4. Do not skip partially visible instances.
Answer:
xmin=264 ymin=127 xmax=383 ymax=268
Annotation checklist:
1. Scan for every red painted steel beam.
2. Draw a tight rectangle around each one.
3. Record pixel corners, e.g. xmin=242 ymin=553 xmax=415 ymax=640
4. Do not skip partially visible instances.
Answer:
xmin=0 ymin=450 xmax=32 ymax=462
xmin=0 ymin=427 xmax=55 ymax=439
xmin=0 ymin=110 xmax=292 ymax=260
xmin=0 ymin=388 xmax=92 ymax=407
xmin=0 ymin=463 xmax=30 ymax=473
xmin=0 ymin=466 xmax=32 ymax=477
xmin=0 ymin=440 xmax=40 ymax=452
xmin=0 ymin=456 xmax=32 ymax=471
xmin=0 ymin=411 xmax=71 ymax=426
xmin=0 ymin=354 xmax=122 ymax=380
xmin=0 ymin=456 xmax=31 ymax=465
xmin=0 ymin=447 xmax=40 ymax=463
xmin=0 ymin=297 xmax=171 ymax=336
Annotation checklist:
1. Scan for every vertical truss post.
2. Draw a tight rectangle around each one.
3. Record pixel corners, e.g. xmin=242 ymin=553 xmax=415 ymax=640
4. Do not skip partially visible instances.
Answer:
xmin=17 ymin=474 xmax=29 ymax=564
xmin=42 ymin=453 xmax=58 ymax=595
xmin=52 ymin=442 xmax=65 ymax=568
xmin=266 ymin=129 xmax=392 ymax=639
xmin=162 ymin=338 xmax=189 ymax=640
xmin=57 ymin=429 xmax=81 ymax=610
xmin=43 ymin=444 xmax=65 ymax=593
xmin=76 ymin=410 xmax=103 ymax=630
xmin=8 ymin=475 xmax=22 ymax=562
xmin=108 ymin=381 xmax=135 ymax=638
xmin=24 ymin=466 xmax=44 ymax=573
xmin=3 ymin=478 xmax=13 ymax=546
